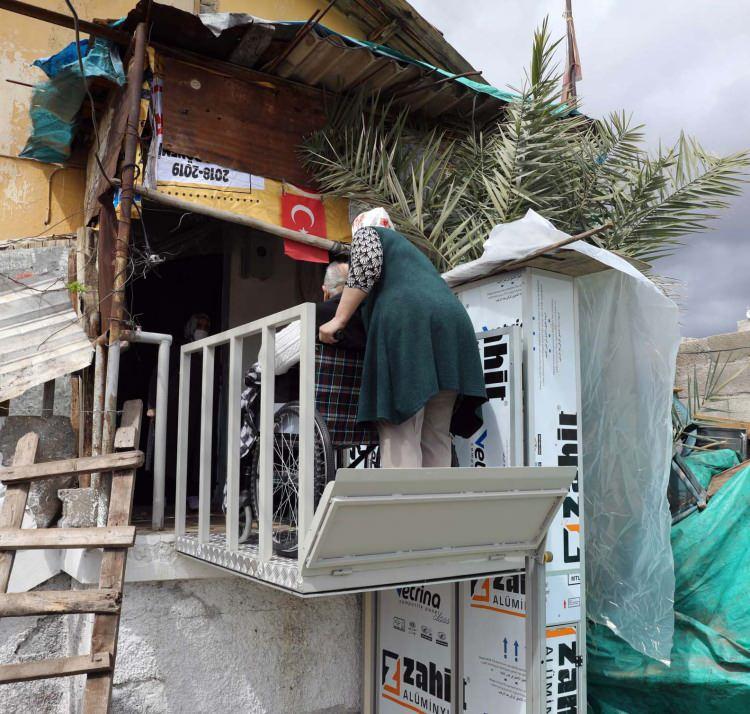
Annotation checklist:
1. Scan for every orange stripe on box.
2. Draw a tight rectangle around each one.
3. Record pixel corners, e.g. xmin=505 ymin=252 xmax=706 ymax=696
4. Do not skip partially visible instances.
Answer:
xmin=470 ymin=603 xmax=526 ymax=618
xmin=382 ymin=692 xmax=427 ymax=714
xmin=546 ymin=627 xmax=576 ymax=638
xmin=565 ymin=523 xmax=580 ymax=532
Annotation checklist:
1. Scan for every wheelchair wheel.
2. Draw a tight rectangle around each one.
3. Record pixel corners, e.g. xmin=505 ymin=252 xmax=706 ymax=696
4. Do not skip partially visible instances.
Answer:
xmin=249 ymin=402 xmax=335 ymax=557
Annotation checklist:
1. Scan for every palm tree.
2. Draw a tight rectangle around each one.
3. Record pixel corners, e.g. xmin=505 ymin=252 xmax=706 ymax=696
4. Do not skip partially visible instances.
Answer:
xmin=302 ymin=19 xmax=748 ymax=271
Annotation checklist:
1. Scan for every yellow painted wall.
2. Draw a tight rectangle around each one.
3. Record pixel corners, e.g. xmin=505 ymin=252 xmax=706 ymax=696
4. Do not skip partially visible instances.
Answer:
xmin=0 ymin=0 xmax=365 ymax=243
xmin=217 ymin=0 xmax=362 ymax=37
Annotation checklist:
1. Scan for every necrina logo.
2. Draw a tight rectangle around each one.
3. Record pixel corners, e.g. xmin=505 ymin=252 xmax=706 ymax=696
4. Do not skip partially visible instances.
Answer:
xmin=396 ymin=586 xmax=442 ymax=611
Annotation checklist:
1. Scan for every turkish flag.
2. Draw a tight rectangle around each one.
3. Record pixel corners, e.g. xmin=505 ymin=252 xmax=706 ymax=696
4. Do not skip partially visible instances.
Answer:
xmin=281 ymin=192 xmax=329 ymax=263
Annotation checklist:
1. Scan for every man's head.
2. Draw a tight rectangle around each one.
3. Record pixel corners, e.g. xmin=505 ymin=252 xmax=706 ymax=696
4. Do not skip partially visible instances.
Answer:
xmin=322 ymin=261 xmax=349 ymax=301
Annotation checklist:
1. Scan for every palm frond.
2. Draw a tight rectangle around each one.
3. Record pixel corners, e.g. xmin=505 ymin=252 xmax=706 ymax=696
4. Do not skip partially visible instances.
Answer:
xmin=301 ymin=19 xmax=750 ymax=271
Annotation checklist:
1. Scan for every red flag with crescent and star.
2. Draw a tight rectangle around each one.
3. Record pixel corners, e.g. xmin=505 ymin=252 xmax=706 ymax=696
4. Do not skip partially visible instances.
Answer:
xmin=281 ymin=191 xmax=330 ymax=263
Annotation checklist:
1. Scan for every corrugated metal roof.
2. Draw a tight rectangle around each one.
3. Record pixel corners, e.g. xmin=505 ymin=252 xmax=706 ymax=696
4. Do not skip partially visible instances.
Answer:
xmin=0 ymin=247 xmax=93 ymax=402
xmin=269 ymin=28 xmax=510 ymax=123
xmin=332 ymin=0 xmax=486 ymax=83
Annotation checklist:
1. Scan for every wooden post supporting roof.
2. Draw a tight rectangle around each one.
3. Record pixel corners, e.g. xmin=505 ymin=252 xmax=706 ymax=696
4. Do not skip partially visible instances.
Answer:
xmin=96 ymin=22 xmax=148 ymax=524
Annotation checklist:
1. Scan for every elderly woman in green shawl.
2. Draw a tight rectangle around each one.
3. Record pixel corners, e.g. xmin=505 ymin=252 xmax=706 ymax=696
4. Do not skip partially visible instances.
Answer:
xmin=319 ymin=210 xmax=487 ymax=468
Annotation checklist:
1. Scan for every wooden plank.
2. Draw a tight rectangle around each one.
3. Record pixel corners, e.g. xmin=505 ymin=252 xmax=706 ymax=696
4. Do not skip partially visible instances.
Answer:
xmin=695 ymin=412 xmax=750 ymax=431
xmin=0 ymin=451 xmax=143 ymax=484
xmin=0 ymin=432 xmax=39 ymax=593
xmin=160 ymin=54 xmax=326 ymax=186
xmin=0 ymin=526 xmax=135 ymax=550
xmin=707 ymin=459 xmax=750 ymax=499
xmin=0 ymin=652 xmax=111 ymax=684
xmin=0 ymin=589 xmax=121 ymax=617
xmin=113 ymin=400 xmax=143 ymax=450
xmin=83 ymin=401 xmax=143 ymax=713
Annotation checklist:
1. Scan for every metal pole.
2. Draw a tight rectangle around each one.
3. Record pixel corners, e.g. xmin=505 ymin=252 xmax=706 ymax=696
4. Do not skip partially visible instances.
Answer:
xmin=99 ymin=22 xmax=148 ymax=524
xmin=122 ymin=330 xmax=172 ymax=531
xmin=91 ymin=340 xmax=107 ymax=456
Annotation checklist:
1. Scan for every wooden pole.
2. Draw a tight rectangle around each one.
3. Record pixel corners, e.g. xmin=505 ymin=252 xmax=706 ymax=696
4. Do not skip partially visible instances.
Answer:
xmin=499 ymin=222 xmax=613 ymax=272
xmin=124 ymin=180 xmax=337 ymax=252
xmin=108 ymin=22 xmax=147 ymax=350
xmin=97 ymin=22 xmax=147 ymax=524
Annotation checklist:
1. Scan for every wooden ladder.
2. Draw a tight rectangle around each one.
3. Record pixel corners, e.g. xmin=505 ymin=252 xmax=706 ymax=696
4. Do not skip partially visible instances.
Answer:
xmin=0 ymin=400 xmax=144 ymax=713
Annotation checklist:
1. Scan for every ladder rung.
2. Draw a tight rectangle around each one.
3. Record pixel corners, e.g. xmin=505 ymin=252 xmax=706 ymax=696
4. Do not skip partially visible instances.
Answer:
xmin=0 ymin=652 xmax=111 ymax=684
xmin=0 ymin=589 xmax=121 ymax=617
xmin=0 ymin=451 xmax=143 ymax=484
xmin=0 ymin=526 xmax=136 ymax=550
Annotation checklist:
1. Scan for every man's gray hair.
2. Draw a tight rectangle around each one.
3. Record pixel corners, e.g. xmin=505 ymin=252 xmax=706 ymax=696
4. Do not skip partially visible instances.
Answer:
xmin=323 ymin=261 xmax=348 ymax=295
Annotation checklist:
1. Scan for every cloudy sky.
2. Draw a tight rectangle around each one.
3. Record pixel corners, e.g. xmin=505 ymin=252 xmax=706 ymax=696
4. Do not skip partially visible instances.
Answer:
xmin=410 ymin=0 xmax=750 ymax=337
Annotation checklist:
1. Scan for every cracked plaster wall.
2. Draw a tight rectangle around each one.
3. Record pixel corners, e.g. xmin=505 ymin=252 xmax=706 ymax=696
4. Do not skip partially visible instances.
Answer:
xmin=0 ymin=575 xmax=362 ymax=714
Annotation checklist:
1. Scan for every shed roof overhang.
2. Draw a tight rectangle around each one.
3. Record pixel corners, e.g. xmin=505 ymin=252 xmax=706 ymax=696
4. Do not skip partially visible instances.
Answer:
xmin=120 ymin=1 xmax=512 ymax=125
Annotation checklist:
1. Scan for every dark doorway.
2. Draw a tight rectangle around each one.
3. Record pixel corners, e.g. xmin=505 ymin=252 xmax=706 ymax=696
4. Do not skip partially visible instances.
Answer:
xmin=118 ymin=253 xmax=225 ymax=517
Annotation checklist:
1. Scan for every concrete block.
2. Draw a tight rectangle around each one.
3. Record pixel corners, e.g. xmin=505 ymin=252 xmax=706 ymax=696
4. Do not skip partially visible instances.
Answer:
xmin=0 ymin=416 xmax=77 ymax=527
xmin=58 ymin=487 xmax=98 ymax=528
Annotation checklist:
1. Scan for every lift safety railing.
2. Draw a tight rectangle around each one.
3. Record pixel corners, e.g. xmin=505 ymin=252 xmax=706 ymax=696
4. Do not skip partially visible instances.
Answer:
xmin=175 ymin=303 xmax=316 ymax=566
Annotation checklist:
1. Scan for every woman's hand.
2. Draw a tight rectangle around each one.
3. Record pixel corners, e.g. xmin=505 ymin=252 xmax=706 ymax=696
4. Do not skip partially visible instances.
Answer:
xmin=319 ymin=316 xmax=346 ymax=344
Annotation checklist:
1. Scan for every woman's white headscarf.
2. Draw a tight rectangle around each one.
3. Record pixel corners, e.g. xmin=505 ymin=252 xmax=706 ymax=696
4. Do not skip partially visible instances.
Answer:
xmin=351 ymin=207 xmax=394 ymax=237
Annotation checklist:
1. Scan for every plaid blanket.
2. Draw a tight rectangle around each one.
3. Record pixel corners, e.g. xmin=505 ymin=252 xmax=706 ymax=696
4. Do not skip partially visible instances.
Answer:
xmin=239 ymin=345 xmax=377 ymax=458
xmin=314 ymin=344 xmax=378 ymax=447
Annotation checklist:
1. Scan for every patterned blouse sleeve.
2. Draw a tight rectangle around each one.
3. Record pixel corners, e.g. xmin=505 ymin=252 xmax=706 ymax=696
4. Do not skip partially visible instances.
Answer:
xmin=346 ymin=226 xmax=383 ymax=294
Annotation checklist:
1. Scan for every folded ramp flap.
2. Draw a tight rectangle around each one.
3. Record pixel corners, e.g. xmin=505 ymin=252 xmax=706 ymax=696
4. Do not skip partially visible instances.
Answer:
xmin=302 ymin=467 xmax=575 ymax=577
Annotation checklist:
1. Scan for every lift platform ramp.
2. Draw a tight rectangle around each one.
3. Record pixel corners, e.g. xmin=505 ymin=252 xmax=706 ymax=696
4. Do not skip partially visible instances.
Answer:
xmin=300 ymin=466 xmax=575 ymax=589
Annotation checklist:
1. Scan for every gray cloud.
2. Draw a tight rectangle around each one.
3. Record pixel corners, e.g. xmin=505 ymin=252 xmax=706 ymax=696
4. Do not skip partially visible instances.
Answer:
xmin=410 ymin=0 xmax=750 ymax=336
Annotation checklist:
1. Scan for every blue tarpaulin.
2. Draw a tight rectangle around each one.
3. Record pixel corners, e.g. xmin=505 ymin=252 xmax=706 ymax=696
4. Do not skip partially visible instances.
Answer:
xmin=588 ymin=449 xmax=750 ymax=713
xmin=20 ymin=37 xmax=125 ymax=164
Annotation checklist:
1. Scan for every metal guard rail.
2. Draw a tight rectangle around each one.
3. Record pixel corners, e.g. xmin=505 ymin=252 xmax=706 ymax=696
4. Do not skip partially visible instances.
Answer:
xmin=174 ymin=303 xmax=316 ymax=568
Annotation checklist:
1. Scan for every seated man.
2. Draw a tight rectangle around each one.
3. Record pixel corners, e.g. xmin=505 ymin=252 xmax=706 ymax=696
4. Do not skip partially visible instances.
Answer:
xmin=269 ymin=259 xmax=366 ymax=375
xmin=239 ymin=260 xmax=366 ymax=459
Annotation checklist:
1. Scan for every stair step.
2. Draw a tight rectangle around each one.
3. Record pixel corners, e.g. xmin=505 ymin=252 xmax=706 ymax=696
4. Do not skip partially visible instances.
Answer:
xmin=0 ymin=589 xmax=121 ymax=617
xmin=0 ymin=526 xmax=135 ymax=550
xmin=0 ymin=652 xmax=111 ymax=683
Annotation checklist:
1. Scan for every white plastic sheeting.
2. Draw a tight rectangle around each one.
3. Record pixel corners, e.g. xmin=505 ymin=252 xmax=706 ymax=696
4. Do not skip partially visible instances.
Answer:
xmin=578 ymin=262 xmax=679 ymax=662
xmin=443 ymin=210 xmax=679 ymax=662
xmin=443 ymin=209 xmax=570 ymax=287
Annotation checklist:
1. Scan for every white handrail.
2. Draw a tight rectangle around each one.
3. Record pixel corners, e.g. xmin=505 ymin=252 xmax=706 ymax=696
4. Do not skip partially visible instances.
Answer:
xmin=175 ymin=303 xmax=317 ymax=570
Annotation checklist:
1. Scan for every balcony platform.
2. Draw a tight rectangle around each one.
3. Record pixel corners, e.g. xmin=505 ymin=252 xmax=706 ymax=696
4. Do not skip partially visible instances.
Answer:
xmin=174 ymin=467 xmax=576 ymax=597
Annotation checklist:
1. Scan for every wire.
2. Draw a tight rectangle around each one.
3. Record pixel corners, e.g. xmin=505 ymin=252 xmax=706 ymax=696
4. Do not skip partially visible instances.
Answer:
xmin=64 ymin=0 xmax=116 ymax=192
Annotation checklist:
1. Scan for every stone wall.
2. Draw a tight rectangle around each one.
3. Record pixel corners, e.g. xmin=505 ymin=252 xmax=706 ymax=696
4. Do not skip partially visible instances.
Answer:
xmin=1 ymin=576 xmax=362 ymax=714
xmin=676 ymin=329 xmax=750 ymax=422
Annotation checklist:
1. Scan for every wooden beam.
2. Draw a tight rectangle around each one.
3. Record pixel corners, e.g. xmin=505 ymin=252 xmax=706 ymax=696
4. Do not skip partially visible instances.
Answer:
xmin=0 ymin=432 xmax=39 ymax=592
xmin=707 ymin=458 xmax=750 ymax=499
xmin=113 ymin=400 xmax=143 ymax=450
xmin=0 ymin=526 xmax=135 ymax=550
xmin=0 ymin=589 xmax=121 ymax=617
xmin=499 ymin=223 xmax=614 ymax=272
xmin=129 ymin=182 xmax=336 ymax=251
xmin=0 ymin=450 xmax=143 ymax=484
xmin=83 ymin=402 xmax=143 ymax=712
xmin=0 ymin=652 xmax=111 ymax=684
xmin=0 ymin=1 xmax=129 ymax=44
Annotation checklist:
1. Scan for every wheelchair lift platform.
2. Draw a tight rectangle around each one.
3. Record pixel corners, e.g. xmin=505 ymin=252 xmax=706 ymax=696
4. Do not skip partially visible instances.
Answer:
xmin=176 ymin=465 xmax=574 ymax=596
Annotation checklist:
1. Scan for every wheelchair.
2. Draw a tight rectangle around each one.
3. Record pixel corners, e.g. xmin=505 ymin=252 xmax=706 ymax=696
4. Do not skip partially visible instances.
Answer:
xmin=236 ymin=344 xmax=379 ymax=557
